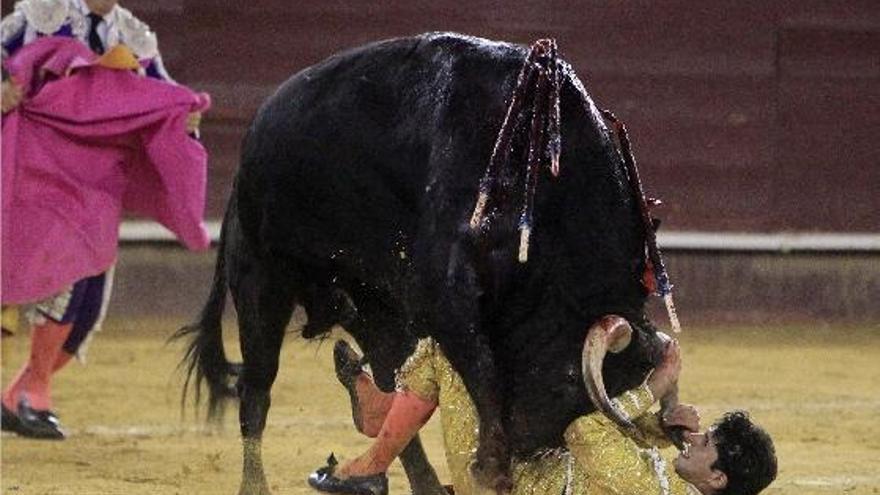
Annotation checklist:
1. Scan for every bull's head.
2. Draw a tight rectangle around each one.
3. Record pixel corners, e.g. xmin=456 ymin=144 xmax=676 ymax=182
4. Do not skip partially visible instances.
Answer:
xmin=480 ymin=48 xmax=681 ymax=455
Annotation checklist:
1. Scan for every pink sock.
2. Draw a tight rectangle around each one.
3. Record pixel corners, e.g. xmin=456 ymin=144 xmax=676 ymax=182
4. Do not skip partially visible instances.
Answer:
xmin=1 ymin=320 xmax=73 ymax=411
xmin=340 ymin=391 xmax=437 ymax=477
xmin=354 ymin=374 xmax=395 ymax=437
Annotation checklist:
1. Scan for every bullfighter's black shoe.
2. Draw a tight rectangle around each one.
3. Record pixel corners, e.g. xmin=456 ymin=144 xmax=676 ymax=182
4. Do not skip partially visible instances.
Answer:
xmin=333 ymin=340 xmax=366 ymax=432
xmin=308 ymin=453 xmax=388 ymax=495
xmin=1 ymin=402 xmax=22 ymax=433
xmin=5 ymin=398 xmax=66 ymax=440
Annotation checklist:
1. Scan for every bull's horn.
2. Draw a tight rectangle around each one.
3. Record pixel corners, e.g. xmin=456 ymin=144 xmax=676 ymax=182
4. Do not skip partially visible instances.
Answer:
xmin=582 ymin=315 xmax=635 ymax=429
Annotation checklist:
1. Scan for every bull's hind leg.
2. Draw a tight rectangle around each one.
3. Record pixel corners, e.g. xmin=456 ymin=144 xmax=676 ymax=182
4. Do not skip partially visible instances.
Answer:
xmin=399 ymin=438 xmax=447 ymax=495
xmin=230 ymin=258 xmax=297 ymax=495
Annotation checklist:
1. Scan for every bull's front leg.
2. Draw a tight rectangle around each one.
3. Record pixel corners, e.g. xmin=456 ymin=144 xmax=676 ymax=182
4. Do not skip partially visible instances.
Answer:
xmin=425 ymin=239 xmax=511 ymax=493
xmin=440 ymin=332 xmax=510 ymax=493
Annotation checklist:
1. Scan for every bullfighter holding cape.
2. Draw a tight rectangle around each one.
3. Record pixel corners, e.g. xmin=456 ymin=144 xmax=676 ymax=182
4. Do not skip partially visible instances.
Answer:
xmin=1 ymin=10 xmax=210 ymax=439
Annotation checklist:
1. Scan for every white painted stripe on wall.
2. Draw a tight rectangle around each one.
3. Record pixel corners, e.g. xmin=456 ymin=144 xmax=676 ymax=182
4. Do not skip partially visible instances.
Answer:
xmin=120 ymin=221 xmax=220 ymax=242
xmin=119 ymin=221 xmax=880 ymax=252
xmin=658 ymin=231 xmax=880 ymax=252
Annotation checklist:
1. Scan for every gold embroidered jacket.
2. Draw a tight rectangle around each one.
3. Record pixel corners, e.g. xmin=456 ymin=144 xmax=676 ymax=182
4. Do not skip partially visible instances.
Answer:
xmin=396 ymin=338 xmax=698 ymax=495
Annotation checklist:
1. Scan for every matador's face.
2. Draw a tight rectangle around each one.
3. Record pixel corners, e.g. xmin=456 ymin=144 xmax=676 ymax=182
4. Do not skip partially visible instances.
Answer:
xmin=674 ymin=430 xmax=727 ymax=492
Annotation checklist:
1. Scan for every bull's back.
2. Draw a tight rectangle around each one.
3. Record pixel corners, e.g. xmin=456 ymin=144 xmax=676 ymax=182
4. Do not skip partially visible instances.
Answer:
xmin=235 ymin=33 xmax=524 ymax=272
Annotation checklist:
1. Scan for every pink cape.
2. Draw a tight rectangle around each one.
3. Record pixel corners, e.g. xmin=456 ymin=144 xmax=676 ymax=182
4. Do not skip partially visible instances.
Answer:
xmin=2 ymin=37 xmax=211 ymax=304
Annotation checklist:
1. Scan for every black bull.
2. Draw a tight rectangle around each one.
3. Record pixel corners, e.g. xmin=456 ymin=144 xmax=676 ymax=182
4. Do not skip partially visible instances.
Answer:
xmin=177 ymin=32 xmax=671 ymax=495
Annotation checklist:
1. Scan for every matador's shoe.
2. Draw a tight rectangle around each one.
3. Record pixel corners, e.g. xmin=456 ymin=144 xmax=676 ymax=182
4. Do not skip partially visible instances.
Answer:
xmin=2 ymin=402 xmax=22 ymax=433
xmin=2 ymin=398 xmax=66 ymax=440
xmin=308 ymin=453 xmax=389 ymax=495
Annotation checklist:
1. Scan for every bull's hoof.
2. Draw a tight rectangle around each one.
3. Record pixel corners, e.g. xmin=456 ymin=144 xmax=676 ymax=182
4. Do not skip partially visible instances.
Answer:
xmin=408 ymin=487 xmax=455 ymax=495
xmin=469 ymin=457 xmax=511 ymax=493
xmin=238 ymin=466 xmax=271 ymax=495
xmin=237 ymin=480 xmax=271 ymax=495
xmin=470 ymin=441 xmax=511 ymax=493
xmin=237 ymin=483 xmax=271 ymax=495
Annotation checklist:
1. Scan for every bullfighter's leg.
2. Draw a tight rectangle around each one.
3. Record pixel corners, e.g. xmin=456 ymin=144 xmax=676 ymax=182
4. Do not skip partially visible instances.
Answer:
xmin=1 ymin=319 xmax=72 ymax=439
xmin=2 ymin=272 xmax=109 ymax=440
xmin=341 ymin=286 xmax=448 ymax=495
xmin=333 ymin=340 xmax=394 ymax=437
xmin=230 ymin=257 xmax=296 ymax=495
xmin=331 ymin=340 xmax=447 ymax=495
xmin=309 ymin=385 xmax=437 ymax=495
xmin=339 ymin=391 xmax=437 ymax=477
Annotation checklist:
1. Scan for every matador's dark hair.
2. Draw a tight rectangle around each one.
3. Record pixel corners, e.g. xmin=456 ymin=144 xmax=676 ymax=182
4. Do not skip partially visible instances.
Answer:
xmin=711 ymin=410 xmax=778 ymax=495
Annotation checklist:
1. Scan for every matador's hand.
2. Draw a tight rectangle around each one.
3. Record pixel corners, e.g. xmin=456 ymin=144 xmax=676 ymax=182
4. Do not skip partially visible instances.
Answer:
xmin=662 ymin=403 xmax=701 ymax=433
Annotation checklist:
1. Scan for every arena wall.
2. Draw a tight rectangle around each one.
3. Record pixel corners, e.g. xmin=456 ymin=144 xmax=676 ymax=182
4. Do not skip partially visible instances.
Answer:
xmin=114 ymin=0 xmax=879 ymax=232
xmin=111 ymin=246 xmax=880 ymax=322
xmin=3 ymin=1 xmax=877 ymax=322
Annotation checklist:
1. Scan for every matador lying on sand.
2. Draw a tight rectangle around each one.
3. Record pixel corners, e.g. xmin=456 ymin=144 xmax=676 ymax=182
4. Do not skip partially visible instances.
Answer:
xmin=309 ymin=331 xmax=777 ymax=495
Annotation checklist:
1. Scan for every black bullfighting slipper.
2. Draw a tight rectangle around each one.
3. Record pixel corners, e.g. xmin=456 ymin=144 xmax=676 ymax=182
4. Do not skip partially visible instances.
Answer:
xmin=308 ymin=453 xmax=388 ymax=495
xmin=333 ymin=340 xmax=366 ymax=432
xmin=8 ymin=398 xmax=66 ymax=440
xmin=1 ymin=402 xmax=22 ymax=433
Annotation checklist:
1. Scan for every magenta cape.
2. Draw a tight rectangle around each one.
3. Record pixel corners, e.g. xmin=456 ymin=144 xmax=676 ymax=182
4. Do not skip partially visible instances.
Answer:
xmin=2 ymin=37 xmax=211 ymax=303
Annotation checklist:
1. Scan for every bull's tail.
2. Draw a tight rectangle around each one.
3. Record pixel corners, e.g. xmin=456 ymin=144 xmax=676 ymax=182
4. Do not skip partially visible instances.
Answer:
xmin=171 ymin=209 xmax=238 ymax=422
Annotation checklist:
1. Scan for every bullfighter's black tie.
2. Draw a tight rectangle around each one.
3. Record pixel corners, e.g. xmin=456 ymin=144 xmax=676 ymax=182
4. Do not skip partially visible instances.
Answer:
xmin=87 ymin=13 xmax=105 ymax=55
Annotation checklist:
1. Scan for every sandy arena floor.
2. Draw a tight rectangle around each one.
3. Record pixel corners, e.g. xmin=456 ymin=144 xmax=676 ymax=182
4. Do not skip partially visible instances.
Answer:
xmin=1 ymin=317 xmax=878 ymax=494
